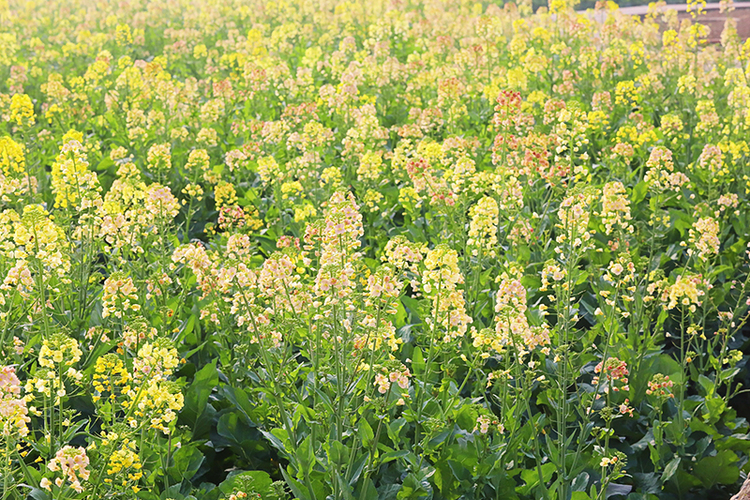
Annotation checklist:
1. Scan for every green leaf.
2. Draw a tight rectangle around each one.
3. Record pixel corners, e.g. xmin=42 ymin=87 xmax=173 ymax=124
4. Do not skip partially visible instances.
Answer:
xmin=395 ymin=300 xmax=408 ymax=328
xmin=433 ymin=459 xmax=457 ymax=496
xmin=281 ymin=466 xmax=311 ymax=500
xmin=605 ymin=483 xmax=632 ymax=498
xmin=181 ymin=359 xmax=218 ymax=426
xmin=256 ymin=236 xmax=277 ymax=256
xmin=224 ymin=386 xmax=262 ymax=424
xmin=521 ymin=274 xmax=542 ymax=290
xmin=397 ymin=472 xmax=432 ymax=500
xmin=387 ymin=418 xmax=406 ymax=446
xmin=260 ymin=429 xmax=287 ymax=454
xmin=355 ymin=479 xmax=379 ymax=500
xmin=219 ymin=470 xmax=273 ymax=496
xmin=28 ymin=489 xmax=49 ymax=500
xmin=703 ymin=395 xmax=727 ymax=424
xmin=697 ymin=374 xmax=714 ymax=396
xmin=693 ymin=450 xmax=739 ymax=487
xmin=716 ymin=434 xmax=750 ymax=454
xmin=348 ymin=453 xmax=369 ymax=486
xmin=401 ymin=295 xmax=423 ymax=323
xmin=662 ymin=456 xmax=680 ymax=483
xmin=709 ymin=264 xmax=734 ymax=280
xmin=633 ymin=472 xmax=660 ymax=494
xmin=359 ymin=418 xmax=375 ymax=448
xmin=335 ymin=471 xmax=356 ymax=500
xmin=411 ymin=347 xmax=425 ymax=375
xmin=168 ymin=444 xmax=204 ymax=482
xmin=575 ymin=270 xmax=589 ymax=285
xmin=328 ymin=439 xmax=346 ymax=466
xmin=632 ymin=181 xmax=648 ymax=205
xmin=519 ymin=463 xmax=554 ymax=495
xmin=96 ymin=157 xmax=115 ymax=173
xmin=380 ymin=450 xmax=409 ymax=464
xmin=297 ymin=435 xmax=316 ymax=476
xmin=669 ymin=209 xmax=692 ymax=237
xmin=572 ymin=471 xmax=589 ymax=491
xmin=455 ymin=405 xmax=475 ymax=432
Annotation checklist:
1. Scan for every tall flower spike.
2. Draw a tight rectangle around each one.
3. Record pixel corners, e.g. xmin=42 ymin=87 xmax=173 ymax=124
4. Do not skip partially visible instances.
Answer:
xmin=0 ymin=366 xmax=31 ymax=437
xmin=467 ymin=196 xmax=499 ymax=257
xmin=50 ymin=139 xmax=102 ymax=211
xmin=0 ymin=136 xmax=36 ymax=200
xmin=314 ymin=191 xmax=364 ymax=305
xmin=422 ymin=245 xmax=472 ymax=342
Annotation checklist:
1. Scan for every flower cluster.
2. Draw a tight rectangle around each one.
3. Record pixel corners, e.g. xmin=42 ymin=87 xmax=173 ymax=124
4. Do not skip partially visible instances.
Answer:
xmin=126 ymin=379 xmax=184 ymax=434
xmin=9 ymin=93 xmax=34 ymax=127
xmin=467 ymin=196 xmax=499 ymax=256
xmin=133 ymin=338 xmax=180 ymax=381
xmin=101 ymin=274 xmax=140 ymax=318
xmin=0 ymin=136 xmax=35 ymax=200
xmin=599 ymin=181 xmax=633 ymax=236
xmin=422 ymin=245 xmax=472 ymax=342
xmin=44 ymin=446 xmax=90 ymax=493
xmin=313 ymin=191 xmax=364 ymax=303
xmin=556 ymin=192 xmax=594 ymax=251
xmin=383 ymin=236 xmax=425 ymax=271
xmin=13 ymin=205 xmax=70 ymax=278
xmin=593 ymin=357 xmax=630 ymax=393
xmin=662 ymin=274 xmax=706 ymax=312
xmin=0 ymin=366 xmax=30 ymax=437
xmin=644 ymin=147 xmax=689 ymax=193
xmin=646 ymin=374 xmax=675 ymax=399
xmin=481 ymin=275 xmax=550 ymax=356
xmin=39 ymin=334 xmax=82 ymax=369
xmin=105 ymin=439 xmax=144 ymax=492
xmin=374 ymin=365 xmax=411 ymax=396
xmin=92 ymin=353 xmax=131 ymax=403
xmin=688 ymin=216 xmax=720 ymax=261
xmin=474 ymin=414 xmax=504 ymax=435
xmin=50 ymin=138 xmax=102 ymax=211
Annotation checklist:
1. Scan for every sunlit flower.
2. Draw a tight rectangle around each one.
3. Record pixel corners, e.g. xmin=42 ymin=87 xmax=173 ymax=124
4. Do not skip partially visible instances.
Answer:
xmin=47 ymin=446 xmax=90 ymax=492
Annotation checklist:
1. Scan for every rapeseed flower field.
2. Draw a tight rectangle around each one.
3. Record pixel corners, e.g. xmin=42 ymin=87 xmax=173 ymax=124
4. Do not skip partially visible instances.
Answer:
xmin=1 ymin=0 xmax=750 ymax=498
